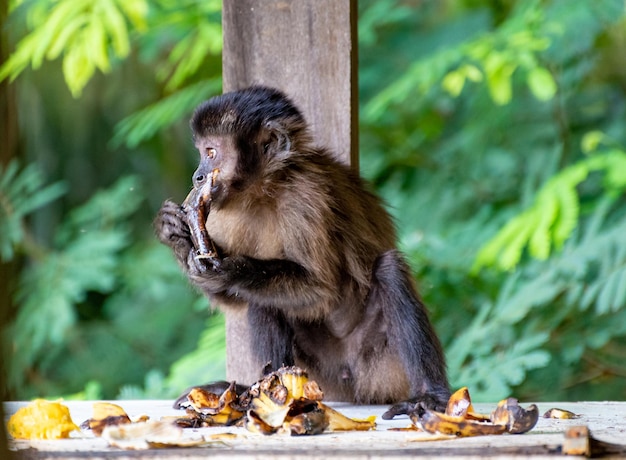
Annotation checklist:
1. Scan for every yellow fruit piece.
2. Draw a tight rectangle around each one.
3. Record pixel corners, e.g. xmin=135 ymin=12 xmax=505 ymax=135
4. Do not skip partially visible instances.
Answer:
xmin=92 ymin=402 xmax=128 ymax=419
xmin=7 ymin=399 xmax=80 ymax=440
xmin=321 ymin=403 xmax=376 ymax=431
xmin=277 ymin=367 xmax=309 ymax=400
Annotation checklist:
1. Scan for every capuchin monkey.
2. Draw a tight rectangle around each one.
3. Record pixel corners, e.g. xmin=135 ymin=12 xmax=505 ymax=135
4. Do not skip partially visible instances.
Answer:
xmin=155 ymin=86 xmax=450 ymax=416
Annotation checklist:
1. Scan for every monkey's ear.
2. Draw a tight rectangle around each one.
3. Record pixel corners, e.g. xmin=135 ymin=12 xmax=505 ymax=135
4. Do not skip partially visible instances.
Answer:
xmin=261 ymin=120 xmax=292 ymax=156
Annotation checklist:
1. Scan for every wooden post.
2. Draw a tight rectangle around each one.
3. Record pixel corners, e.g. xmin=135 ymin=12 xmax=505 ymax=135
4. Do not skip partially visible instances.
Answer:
xmin=221 ymin=0 xmax=358 ymax=385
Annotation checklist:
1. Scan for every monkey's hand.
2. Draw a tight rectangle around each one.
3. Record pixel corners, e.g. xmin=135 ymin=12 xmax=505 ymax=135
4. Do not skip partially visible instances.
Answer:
xmin=381 ymin=389 xmax=450 ymax=420
xmin=155 ymin=200 xmax=194 ymax=266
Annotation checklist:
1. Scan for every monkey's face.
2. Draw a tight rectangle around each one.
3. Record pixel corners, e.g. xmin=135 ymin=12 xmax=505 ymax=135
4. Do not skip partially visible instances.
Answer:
xmin=190 ymin=86 xmax=309 ymax=206
xmin=193 ymin=134 xmax=262 ymax=207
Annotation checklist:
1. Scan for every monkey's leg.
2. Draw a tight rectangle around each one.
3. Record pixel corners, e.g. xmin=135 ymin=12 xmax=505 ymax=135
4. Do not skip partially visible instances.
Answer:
xmin=367 ymin=249 xmax=450 ymax=416
xmin=247 ymin=303 xmax=295 ymax=373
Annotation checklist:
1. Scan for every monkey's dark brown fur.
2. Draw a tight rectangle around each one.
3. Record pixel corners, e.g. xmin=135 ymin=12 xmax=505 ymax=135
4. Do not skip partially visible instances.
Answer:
xmin=156 ymin=86 xmax=450 ymax=412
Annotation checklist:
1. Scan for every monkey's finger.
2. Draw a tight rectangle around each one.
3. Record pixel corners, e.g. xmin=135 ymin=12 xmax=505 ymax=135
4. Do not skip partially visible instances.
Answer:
xmin=381 ymin=401 xmax=415 ymax=420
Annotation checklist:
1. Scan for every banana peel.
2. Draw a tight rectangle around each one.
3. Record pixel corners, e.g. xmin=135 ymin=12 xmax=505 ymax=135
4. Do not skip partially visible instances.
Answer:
xmin=245 ymin=366 xmax=376 ymax=436
xmin=445 ymin=386 xmax=490 ymax=421
xmin=491 ymin=397 xmax=539 ymax=434
xmin=411 ymin=388 xmax=538 ymax=437
xmin=413 ymin=410 xmax=508 ymax=437
xmin=176 ymin=366 xmax=375 ymax=435
xmin=321 ymin=403 xmax=376 ymax=432
xmin=82 ymin=402 xmax=134 ymax=436
xmin=101 ymin=419 xmax=208 ymax=450
xmin=543 ymin=408 xmax=580 ymax=419
xmin=178 ymin=381 xmax=244 ymax=427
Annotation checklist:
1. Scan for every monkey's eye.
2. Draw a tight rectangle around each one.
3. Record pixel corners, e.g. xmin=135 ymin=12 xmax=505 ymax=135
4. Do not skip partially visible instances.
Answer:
xmin=206 ymin=147 xmax=216 ymax=159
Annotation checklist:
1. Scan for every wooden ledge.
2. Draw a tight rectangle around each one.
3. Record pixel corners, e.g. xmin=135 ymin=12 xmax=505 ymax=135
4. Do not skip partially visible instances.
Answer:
xmin=4 ymin=401 xmax=626 ymax=459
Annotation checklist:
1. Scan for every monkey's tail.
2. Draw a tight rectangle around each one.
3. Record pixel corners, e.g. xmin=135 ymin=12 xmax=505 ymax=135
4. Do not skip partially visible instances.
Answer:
xmin=369 ymin=250 xmax=450 ymax=402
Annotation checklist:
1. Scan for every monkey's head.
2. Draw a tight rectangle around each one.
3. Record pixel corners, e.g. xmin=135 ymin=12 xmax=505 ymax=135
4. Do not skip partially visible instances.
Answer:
xmin=189 ymin=86 xmax=310 ymax=205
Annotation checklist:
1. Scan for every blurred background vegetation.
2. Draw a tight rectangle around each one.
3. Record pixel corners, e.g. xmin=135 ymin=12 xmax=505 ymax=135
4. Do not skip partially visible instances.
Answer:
xmin=1 ymin=0 xmax=625 ymax=403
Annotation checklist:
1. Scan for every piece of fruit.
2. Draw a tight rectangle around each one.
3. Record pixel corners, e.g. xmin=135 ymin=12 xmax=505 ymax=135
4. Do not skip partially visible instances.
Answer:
xmin=543 ymin=408 xmax=580 ymax=419
xmin=179 ymin=382 xmax=244 ymax=426
xmin=491 ymin=398 xmax=539 ymax=434
xmin=82 ymin=402 xmax=132 ymax=436
xmin=7 ymin=399 xmax=80 ymax=440
xmin=410 ymin=388 xmax=539 ymax=437
xmin=413 ymin=410 xmax=507 ymax=437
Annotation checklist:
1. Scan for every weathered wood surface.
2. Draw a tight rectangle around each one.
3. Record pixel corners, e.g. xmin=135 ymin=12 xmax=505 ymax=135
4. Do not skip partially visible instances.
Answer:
xmin=221 ymin=0 xmax=358 ymax=387
xmin=5 ymin=401 xmax=626 ymax=459
xmin=222 ymin=0 xmax=358 ymax=166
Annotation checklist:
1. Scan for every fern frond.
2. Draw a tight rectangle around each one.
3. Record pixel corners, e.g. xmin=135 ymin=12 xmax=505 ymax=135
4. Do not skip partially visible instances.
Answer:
xmin=7 ymin=176 xmax=143 ymax=390
xmin=552 ymin=181 xmax=579 ymax=248
xmin=112 ymin=79 xmax=221 ymax=148
xmin=1 ymin=0 xmax=149 ymax=96
xmin=474 ymin=149 xmax=626 ymax=271
xmin=528 ymin=189 xmax=558 ymax=260
xmin=0 ymin=161 xmax=66 ymax=261
xmin=55 ymin=176 xmax=142 ymax=245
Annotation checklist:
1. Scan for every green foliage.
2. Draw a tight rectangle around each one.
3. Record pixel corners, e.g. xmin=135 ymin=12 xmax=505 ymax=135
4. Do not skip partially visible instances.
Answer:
xmin=113 ymin=79 xmax=222 ymax=148
xmin=0 ymin=161 xmax=66 ymax=261
xmin=150 ymin=0 xmax=222 ymax=91
xmin=2 ymin=171 xmax=213 ymax=398
xmin=2 ymin=0 xmax=224 ymax=400
xmin=6 ymin=176 xmax=142 ymax=389
xmin=363 ymin=0 xmax=556 ymax=122
xmin=1 ymin=0 xmax=148 ymax=96
xmin=117 ymin=312 xmax=226 ymax=399
xmin=474 ymin=148 xmax=626 ymax=271
xmin=360 ymin=0 xmax=626 ymax=401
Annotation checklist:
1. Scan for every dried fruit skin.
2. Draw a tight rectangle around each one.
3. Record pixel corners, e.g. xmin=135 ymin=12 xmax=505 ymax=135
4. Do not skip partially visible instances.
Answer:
xmin=446 ymin=387 xmax=472 ymax=417
xmin=82 ymin=402 xmax=133 ymax=436
xmin=7 ymin=400 xmax=80 ymax=440
xmin=491 ymin=398 xmax=539 ymax=434
xmin=543 ymin=408 xmax=580 ymax=419
xmin=414 ymin=410 xmax=507 ymax=437
xmin=412 ymin=389 xmax=539 ymax=437
xmin=179 ymin=382 xmax=244 ymax=426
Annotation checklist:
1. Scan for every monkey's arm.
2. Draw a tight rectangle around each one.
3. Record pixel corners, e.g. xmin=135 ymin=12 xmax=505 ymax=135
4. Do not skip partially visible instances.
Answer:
xmin=214 ymin=255 xmax=328 ymax=310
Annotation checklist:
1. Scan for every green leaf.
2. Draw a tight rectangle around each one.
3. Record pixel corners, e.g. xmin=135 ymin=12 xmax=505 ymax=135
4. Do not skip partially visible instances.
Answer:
xmin=441 ymin=70 xmax=465 ymax=97
xmin=528 ymin=191 xmax=557 ymax=260
xmin=112 ymin=79 xmax=221 ymax=147
xmin=0 ymin=161 xmax=67 ymax=261
xmin=100 ymin=0 xmax=130 ymax=57
xmin=526 ymin=66 xmax=557 ymax=101
xmin=2 ymin=0 xmax=149 ymax=96
xmin=485 ymin=54 xmax=516 ymax=105
xmin=62 ymin=41 xmax=95 ymax=97
xmin=552 ymin=182 xmax=579 ymax=248
xmin=581 ymin=130 xmax=605 ymax=154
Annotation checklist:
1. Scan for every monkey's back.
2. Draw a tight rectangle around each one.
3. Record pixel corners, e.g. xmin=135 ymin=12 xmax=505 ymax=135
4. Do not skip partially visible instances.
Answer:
xmin=270 ymin=149 xmax=398 ymax=312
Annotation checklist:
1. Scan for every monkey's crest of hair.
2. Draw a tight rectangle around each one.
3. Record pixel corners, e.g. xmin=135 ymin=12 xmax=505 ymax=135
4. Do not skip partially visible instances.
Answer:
xmin=191 ymin=86 xmax=308 ymax=143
